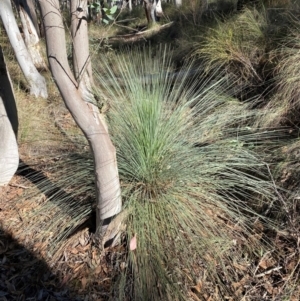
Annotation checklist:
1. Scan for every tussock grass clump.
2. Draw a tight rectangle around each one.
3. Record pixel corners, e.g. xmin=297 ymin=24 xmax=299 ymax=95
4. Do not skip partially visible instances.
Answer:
xmin=264 ymin=29 xmax=300 ymax=126
xmin=193 ymin=8 xmax=268 ymax=88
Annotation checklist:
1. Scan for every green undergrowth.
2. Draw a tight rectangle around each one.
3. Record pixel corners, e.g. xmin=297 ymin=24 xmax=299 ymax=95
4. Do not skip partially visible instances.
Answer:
xmin=265 ymin=28 xmax=300 ymax=126
xmin=192 ymin=8 xmax=269 ymax=92
xmin=15 ymin=45 xmax=293 ymax=300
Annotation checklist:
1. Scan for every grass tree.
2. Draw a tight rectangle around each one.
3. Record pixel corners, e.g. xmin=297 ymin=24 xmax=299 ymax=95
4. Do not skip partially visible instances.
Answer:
xmin=96 ymin=47 xmax=281 ymax=300
xmin=38 ymin=0 xmax=122 ymax=240
xmin=16 ymin=46 xmax=287 ymax=299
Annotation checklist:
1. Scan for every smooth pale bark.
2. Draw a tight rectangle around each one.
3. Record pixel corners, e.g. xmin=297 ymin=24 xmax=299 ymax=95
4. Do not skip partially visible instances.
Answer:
xmin=144 ymin=0 xmax=163 ymax=25
xmin=17 ymin=2 xmax=47 ymax=70
xmin=39 ymin=0 xmax=122 ymax=237
xmin=128 ymin=0 xmax=132 ymax=11
xmin=0 ymin=47 xmax=18 ymax=136
xmin=0 ymin=48 xmax=19 ymax=186
xmin=70 ymin=0 xmax=108 ymax=131
xmin=174 ymin=0 xmax=182 ymax=7
xmin=71 ymin=0 xmax=94 ymax=92
xmin=155 ymin=0 xmax=163 ymax=18
xmin=0 ymin=0 xmax=48 ymax=98
xmin=0 ymin=97 xmax=19 ymax=186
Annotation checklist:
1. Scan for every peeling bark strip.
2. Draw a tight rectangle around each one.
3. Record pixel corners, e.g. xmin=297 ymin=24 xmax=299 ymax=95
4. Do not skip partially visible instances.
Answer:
xmin=19 ymin=4 xmax=47 ymax=70
xmin=39 ymin=0 xmax=122 ymax=239
xmin=0 ymin=47 xmax=19 ymax=187
xmin=14 ymin=0 xmax=41 ymax=37
xmin=0 ymin=0 xmax=48 ymax=98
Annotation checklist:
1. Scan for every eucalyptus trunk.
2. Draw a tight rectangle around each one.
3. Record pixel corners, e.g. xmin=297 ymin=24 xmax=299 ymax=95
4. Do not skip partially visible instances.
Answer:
xmin=15 ymin=0 xmax=47 ymax=70
xmin=14 ymin=0 xmax=40 ymax=36
xmin=144 ymin=0 xmax=163 ymax=25
xmin=39 ymin=0 xmax=122 ymax=239
xmin=0 ymin=47 xmax=19 ymax=186
xmin=0 ymin=0 xmax=48 ymax=98
xmin=174 ymin=0 xmax=182 ymax=7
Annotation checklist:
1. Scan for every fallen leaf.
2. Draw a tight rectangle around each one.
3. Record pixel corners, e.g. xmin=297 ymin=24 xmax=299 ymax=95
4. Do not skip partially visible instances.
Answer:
xmin=120 ymin=262 xmax=126 ymax=270
xmin=191 ymin=279 xmax=202 ymax=293
xmin=69 ymin=248 xmax=78 ymax=255
xmin=130 ymin=234 xmax=137 ymax=251
xmin=81 ymin=277 xmax=87 ymax=290
xmin=94 ymin=266 xmax=102 ymax=274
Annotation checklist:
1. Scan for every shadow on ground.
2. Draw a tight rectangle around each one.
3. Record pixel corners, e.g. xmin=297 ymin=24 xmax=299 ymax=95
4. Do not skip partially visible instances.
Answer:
xmin=0 ymin=225 xmax=84 ymax=300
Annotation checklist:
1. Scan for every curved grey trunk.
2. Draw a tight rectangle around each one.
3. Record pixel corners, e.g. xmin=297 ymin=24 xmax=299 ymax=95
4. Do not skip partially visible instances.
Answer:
xmin=0 ymin=0 xmax=48 ymax=98
xmin=39 ymin=0 xmax=122 ymax=239
xmin=0 ymin=48 xmax=19 ymax=187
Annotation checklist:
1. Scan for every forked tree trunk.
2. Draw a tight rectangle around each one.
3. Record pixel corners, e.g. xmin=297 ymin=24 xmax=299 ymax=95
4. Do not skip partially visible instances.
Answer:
xmin=0 ymin=0 xmax=48 ymax=98
xmin=39 ymin=0 xmax=122 ymax=239
xmin=16 ymin=1 xmax=47 ymax=70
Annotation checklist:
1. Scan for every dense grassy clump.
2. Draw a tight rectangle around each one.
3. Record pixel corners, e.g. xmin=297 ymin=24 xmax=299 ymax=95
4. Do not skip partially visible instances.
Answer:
xmin=266 ymin=29 xmax=300 ymax=126
xmin=193 ymin=8 xmax=268 ymax=89
xmin=94 ymin=47 xmax=285 ymax=299
xmin=15 ymin=46 xmax=288 ymax=299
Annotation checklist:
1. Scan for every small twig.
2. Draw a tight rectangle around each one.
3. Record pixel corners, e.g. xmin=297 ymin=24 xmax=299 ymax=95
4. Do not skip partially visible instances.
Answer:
xmin=253 ymin=250 xmax=272 ymax=276
xmin=116 ymin=18 xmax=138 ymax=24
xmin=9 ymin=183 xmax=30 ymax=189
xmin=114 ymin=23 xmax=140 ymax=32
xmin=266 ymin=164 xmax=289 ymax=216
xmin=254 ymin=266 xmax=282 ymax=278
xmin=277 ymin=258 xmax=300 ymax=293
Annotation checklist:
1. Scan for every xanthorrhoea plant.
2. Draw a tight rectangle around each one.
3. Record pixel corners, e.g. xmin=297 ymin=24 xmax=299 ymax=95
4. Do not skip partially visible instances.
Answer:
xmin=94 ymin=46 xmax=281 ymax=300
xmin=18 ymin=46 xmax=285 ymax=300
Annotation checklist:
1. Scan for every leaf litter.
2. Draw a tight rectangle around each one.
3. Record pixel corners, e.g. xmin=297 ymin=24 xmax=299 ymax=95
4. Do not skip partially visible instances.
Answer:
xmin=1 ymin=172 xmax=300 ymax=300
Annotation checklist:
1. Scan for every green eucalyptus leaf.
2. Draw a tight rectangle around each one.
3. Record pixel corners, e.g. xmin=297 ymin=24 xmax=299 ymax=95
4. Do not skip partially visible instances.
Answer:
xmin=110 ymin=5 xmax=117 ymax=14
xmin=106 ymin=14 xmax=114 ymax=20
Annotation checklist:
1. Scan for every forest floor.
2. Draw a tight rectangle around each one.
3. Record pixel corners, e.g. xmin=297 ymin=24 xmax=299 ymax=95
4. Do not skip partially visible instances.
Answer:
xmin=0 ymin=162 xmax=119 ymax=300
xmin=1 ymin=157 xmax=300 ymax=300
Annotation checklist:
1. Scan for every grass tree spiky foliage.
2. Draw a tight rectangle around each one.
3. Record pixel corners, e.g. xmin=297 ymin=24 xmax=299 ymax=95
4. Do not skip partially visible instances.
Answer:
xmin=93 ymin=46 xmax=282 ymax=300
xmin=193 ymin=8 xmax=268 ymax=89
xmin=16 ymin=46 xmax=285 ymax=300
